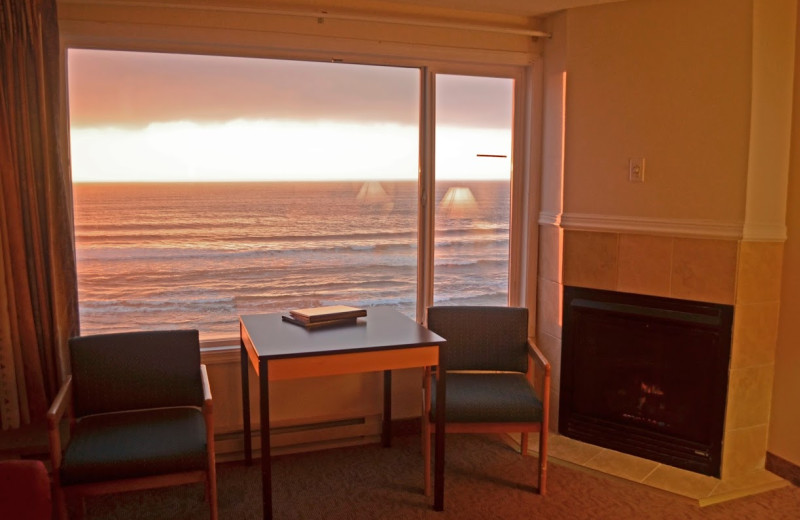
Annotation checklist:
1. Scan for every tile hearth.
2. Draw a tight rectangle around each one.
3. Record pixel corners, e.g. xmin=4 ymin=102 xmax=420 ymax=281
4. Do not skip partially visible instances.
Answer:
xmin=512 ymin=432 xmax=789 ymax=505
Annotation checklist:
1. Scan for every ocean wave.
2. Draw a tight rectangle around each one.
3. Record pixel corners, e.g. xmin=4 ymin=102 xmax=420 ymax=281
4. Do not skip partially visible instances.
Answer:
xmin=74 ymin=181 xmax=512 ymax=336
xmin=75 ymin=228 xmax=419 ymax=245
xmin=80 ymin=295 xmax=237 ymax=314
xmin=74 ymin=226 xmax=507 ymax=248
xmin=75 ymin=238 xmax=504 ymax=263
xmin=434 ymin=258 xmax=508 ymax=268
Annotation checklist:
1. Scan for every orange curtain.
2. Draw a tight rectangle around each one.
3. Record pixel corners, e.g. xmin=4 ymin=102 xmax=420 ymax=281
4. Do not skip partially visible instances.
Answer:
xmin=0 ymin=0 xmax=78 ymax=430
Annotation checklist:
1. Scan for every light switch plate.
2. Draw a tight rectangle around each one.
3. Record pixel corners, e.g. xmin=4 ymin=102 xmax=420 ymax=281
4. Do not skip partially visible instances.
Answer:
xmin=629 ymin=157 xmax=645 ymax=183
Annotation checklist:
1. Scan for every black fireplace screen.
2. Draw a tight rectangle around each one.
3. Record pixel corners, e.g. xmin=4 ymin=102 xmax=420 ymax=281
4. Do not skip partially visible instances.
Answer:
xmin=559 ymin=286 xmax=733 ymax=477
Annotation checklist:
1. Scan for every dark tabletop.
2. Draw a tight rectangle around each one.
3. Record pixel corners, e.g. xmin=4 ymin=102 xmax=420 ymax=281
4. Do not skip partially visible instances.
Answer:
xmin=241 ymin=307 xmax=445 ymax=360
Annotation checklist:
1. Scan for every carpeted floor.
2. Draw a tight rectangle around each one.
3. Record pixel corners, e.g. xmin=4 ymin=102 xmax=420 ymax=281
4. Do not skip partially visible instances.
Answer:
xmin=80 ymin=433 xmax=800 ymax=519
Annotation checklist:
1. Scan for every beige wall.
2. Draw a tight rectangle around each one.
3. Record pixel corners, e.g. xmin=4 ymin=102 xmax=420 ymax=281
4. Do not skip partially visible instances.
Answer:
xmin=540 ymin=0 xmax=800 ymax=478
xmin=770 ymin=5 xmax=800 ymax=468
xmin=562 ymin=0 xmax=752 ymax=225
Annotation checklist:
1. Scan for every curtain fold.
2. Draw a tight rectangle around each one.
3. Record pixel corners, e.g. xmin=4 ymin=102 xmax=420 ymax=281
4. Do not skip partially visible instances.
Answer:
xmin=0 ymin=0 xmax=78 ymax=430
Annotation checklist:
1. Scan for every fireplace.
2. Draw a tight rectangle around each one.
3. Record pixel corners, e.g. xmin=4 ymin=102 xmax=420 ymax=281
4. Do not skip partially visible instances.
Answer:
xmin=559 ymin=286 xmax=733 ymax=477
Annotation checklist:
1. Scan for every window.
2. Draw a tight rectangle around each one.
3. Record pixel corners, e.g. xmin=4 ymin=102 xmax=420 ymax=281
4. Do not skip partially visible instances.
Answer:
xmin=69 ymin=50 xmax=525 ymax=341
xmin=433 ymin=74 xmax=513 ymax=307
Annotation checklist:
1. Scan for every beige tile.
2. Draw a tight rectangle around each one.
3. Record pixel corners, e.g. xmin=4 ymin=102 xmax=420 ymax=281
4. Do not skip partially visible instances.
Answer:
xmin=736 ymin=241 xmax=784 ymax=304
xmin=708 ymin=467 xmax=788 ymax=498
xmin=535 ymin=331 xmax=561 ymax=397
xmin=671 ymin=238 xmax=737 ymax=304
xmin=537 ymin=278 xmax=562 ymax=340
xmin=583 ymin=448 xmax=660 ymax=482
xmin=546 ymin=433 xmax=603 ymax=466
xmin=642 ymin=464 xmax=719 ymax=499
xmin=730 ymin=301 xmax=780 ymax=369
xmin=538 ymin=224 xmax=562 ymax=283
xmin=516 ymin=430 xmax=552 ymax=457
xmin=725 ymin=365 xmax=775 ymax=429
xmin=563 ymin=230 xmax=619 ymax=290
xmin=617 ymin=234 xmax=673 ymax=297
xmin=547 ymin=388 xmax=560 ymax=431
xmin=721 ymin=425 xmax=768 ymax=479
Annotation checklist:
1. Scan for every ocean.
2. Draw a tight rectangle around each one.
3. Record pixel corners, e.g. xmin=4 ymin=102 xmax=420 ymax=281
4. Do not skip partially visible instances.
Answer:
xmin=72 ymin=181 xmax=510 ymax=340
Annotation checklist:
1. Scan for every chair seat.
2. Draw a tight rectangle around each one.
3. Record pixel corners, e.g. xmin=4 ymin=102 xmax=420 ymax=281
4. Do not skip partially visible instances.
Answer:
xmin=60 ymin=407 xmax=207 ymax=486
xmin=431 ymin=372 xmax=544 ymax=423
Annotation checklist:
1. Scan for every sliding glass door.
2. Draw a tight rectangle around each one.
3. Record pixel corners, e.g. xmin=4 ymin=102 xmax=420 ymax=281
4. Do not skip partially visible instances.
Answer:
xmin=433 ymin=74 xmax=514 ymax=307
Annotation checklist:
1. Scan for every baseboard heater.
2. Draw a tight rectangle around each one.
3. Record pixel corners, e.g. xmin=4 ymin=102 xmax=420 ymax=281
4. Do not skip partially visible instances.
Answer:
xmin=216 ymin=413 xmax=383 ymax=459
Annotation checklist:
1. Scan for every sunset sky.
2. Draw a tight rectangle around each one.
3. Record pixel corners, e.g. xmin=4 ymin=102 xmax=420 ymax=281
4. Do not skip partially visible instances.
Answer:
xmin=67 ymin=49 xmax=513 ymax=183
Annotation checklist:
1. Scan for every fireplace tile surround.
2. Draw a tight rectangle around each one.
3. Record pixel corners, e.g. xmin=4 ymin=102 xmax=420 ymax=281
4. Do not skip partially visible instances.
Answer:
xmin=508 ymin=432 xmax=788 ymax=505
xmin=535 ymin=225 xmax=786 ymax=499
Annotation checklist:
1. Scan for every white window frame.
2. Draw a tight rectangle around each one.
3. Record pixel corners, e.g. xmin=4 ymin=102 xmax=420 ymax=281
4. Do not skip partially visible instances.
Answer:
xmin=62 ymin=45 xmax=539 ymax=347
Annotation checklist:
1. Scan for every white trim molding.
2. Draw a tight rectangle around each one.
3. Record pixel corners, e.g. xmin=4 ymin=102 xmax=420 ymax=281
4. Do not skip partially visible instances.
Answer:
xmin=542 ymin=212 xmax=746 ymax=240
xmin=742 ymin=222 xmax=788 ymax=242
xmin=538 ymin=210 xmax=561 ymax=227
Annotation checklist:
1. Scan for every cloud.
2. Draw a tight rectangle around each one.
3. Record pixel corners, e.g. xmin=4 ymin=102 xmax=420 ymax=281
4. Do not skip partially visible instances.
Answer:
xmin=67 ymin=49 xmax=512 ymax=129
xmin=68 ymin=50 xmax=418 ymax=127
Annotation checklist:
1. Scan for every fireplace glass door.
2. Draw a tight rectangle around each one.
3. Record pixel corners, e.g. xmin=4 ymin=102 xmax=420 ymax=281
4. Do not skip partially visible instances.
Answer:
xmin=559 ymin=286 xmax=733 ymax=476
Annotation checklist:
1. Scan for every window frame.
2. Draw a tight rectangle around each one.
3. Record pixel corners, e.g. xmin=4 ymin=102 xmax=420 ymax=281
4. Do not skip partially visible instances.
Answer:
xmin=63 ymin=45 xmax=539 ymax=348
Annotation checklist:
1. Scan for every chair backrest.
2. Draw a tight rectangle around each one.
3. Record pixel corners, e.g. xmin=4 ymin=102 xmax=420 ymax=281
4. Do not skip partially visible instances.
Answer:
xmin=427 ymin=306 xmax=529 ymax=373
xmin=69 ymin=329 xmax=203 ymax=418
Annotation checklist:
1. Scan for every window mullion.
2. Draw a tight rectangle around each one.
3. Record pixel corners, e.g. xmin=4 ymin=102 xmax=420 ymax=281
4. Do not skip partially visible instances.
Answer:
xmin=416 ymin=67 xmax=435 ymax=324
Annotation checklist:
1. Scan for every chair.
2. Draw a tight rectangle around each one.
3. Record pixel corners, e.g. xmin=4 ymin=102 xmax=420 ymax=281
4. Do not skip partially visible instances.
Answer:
xmin=47 ymin=330 xmax=218 ymax=520
xmin=422 ymin=306 xmax=550 ymax=496
xmin=0 ymin=459 xmax=52 ymax=519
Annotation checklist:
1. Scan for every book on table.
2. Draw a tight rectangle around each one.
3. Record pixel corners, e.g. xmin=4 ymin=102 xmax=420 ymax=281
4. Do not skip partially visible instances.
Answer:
xmin=288 ymin=305 xmax=367 ymax=324
xmin=281 ymin=314 xmax=359 ymax=329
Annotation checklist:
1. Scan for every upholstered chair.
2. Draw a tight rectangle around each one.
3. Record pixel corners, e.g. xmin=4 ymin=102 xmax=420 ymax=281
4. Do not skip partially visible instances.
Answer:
xmin=47 ymin=329 xmax=217 ymax=520
xmin=423 ymin=306 xmax=550 ymax=496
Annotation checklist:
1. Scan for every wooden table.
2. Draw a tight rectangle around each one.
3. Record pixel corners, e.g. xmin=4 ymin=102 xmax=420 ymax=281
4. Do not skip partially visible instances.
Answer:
xmin=240 ymin=308 xmax=447 ymax=519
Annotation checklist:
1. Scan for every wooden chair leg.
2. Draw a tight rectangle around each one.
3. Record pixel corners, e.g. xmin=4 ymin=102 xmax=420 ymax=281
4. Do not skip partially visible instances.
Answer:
xmin=54 ymin=486 xmax=69 ymax=520
xmin=520 ymin=432 xmax=529 ymax=456
xmin=76 ymin=495 xmax=86 ymax=520
xmin=207 ymin=468 xmax=218 ymax=520
xmin=538 ymin=429 xmax=548 ymax=495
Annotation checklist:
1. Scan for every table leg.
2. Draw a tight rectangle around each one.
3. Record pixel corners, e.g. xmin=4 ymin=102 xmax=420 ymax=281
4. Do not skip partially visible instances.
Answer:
xmin=260 ymin=358 xmax=273 ymax=520
xmin=382 ymin=370 xmax=392 ymax=448
xmin=241 ymin=333 xmax=252 ymax=465
xmin=434 ymin=347 xmax=446 ymax=511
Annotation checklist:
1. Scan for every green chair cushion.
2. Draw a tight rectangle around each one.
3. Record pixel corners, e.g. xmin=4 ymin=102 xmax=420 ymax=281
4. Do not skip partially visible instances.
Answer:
xmin=60 ymin=407 xmax=207 ymax=486
xmin=430 ymin=372 xmax=543 ymax=424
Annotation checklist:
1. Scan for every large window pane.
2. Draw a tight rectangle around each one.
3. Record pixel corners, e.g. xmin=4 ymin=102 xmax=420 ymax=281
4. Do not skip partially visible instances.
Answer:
xmin=69 ymin=50 xmax=419 ymax=340
xmin=433 ymin=74 xmax=513 ymax=306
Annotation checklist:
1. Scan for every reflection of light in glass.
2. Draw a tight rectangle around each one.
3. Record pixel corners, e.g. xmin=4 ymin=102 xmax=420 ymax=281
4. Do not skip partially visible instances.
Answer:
xmin=356 ymin=181 xmax=394 ymax=211
xmin=357 ymin=181 xmax=388 ymax=201
xmin=439 ymin=186 xmax=477 ymax=217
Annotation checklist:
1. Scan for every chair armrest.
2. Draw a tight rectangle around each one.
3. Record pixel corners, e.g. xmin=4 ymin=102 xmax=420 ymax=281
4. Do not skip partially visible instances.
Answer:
xmin=200 ymin=364 xmax=213 ymax=413
xmin=527 ymin=341 xmax=551 ymax=375
xmin=527 ymin=340 xmax=551 ymax=432
xmin=46 ymin=376 xmax=72 ymax=431
xmin=200 ymin=364 xmax=216 ymax=464
xmin=46 ymin=376 xmax=72 ymax=474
